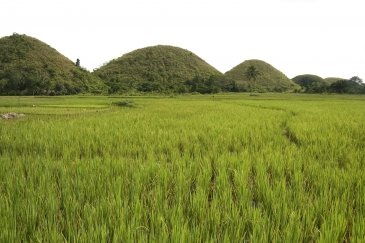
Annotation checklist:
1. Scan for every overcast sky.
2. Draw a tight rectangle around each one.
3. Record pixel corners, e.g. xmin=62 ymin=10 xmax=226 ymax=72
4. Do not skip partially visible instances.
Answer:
xmin=1 ymin=0 xmax=364 ymax=79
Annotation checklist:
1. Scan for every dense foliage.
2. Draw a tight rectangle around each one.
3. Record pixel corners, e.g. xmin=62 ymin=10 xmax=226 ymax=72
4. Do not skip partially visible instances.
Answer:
xmin=292 ymin=74 xmax=327 ymax=93
xmin=224 ymin=59 xmax=299 ymax=92
xmin=324 ymin=77 xmax=343 ymax=84
xmin=0 ymin=34 xmax=106 ymax=95
xmin=185 ymin=75 xmax=240 ymax=93
xmin=293 ymin=74 xmax=365 ymax=94
xmin=327 ymin=76 xmax=364 ymax=94
xmin=94 ymin=45 xmax=222 ymax=94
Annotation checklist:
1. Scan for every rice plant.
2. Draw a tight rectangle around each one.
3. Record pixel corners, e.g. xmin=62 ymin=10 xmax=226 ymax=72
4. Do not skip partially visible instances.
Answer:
xmin=0 ymin=94 xmax=364 ymax=242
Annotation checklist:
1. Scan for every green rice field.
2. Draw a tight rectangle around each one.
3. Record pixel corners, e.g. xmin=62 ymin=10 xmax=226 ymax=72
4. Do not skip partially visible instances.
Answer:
xmin=0 ymin=94 xmax=364 ymax=242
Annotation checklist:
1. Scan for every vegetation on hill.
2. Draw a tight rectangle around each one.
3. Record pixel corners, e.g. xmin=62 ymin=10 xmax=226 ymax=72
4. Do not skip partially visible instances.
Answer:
xmin=324 ymin=77 xmax=343 ymax=84
xmin=93 ymin=45 xmax=228 ymax=94
xmin=224 ymin=59 xmax=299 ymax=92
xmin=327 ymin=76 xmax=364 ymax=94
xmin=292 ymin=74 xmax=327 ymax=93
xmin=0 ymin=33 xmax=106 ymax=95
xmin=293 ymin=74 xmax=364 ymax=94
xmin=0 ymin=33 xmax=363 ymax=95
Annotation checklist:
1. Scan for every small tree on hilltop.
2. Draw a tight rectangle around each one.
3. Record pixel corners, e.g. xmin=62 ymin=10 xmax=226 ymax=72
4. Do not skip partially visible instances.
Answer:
xmin=350 ymin=76 xmax=363 ymax=84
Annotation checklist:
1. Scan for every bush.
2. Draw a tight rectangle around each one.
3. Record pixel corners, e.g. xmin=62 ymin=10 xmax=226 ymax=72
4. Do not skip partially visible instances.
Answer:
xmin=112 ymin=99 xmax=136 ymax=108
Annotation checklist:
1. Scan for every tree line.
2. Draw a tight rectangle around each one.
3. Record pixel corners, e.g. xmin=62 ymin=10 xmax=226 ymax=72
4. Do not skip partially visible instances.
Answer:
xmin=294 ymin=76 xmax=365 ymax=94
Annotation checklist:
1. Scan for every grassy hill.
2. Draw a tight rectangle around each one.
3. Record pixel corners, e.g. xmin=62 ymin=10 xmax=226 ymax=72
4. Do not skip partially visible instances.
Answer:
xmin=93 ymin=45 xmax=222 ymax=93
xmin=224 ymin=59 xmax=299 ymax=92
xmin=293 ymin=74 xmax=324 ymax=84
xmin=0 ymin=33 xmax=106 ymax=95
xmin=292 ymin=74 xmax=327 ymax=93
xmin=324 ymin=77 xmax=344 ymax=84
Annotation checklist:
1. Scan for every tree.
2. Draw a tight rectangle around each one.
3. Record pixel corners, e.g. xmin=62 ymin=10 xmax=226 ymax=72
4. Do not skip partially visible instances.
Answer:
xmin=328 ymin=80 xmax=348 ymax=93
xmin=328 ymin=78 xmax=362 ymax=94
xmin=350 ymin=76 xmax=363 ymax=84
xmin=0 ymin=79 xmax=8 ymax=93
xmin=292 ymin=74 xmax=326 ymax=93
xmin=245 ymin=65 xmax=261 ymax=92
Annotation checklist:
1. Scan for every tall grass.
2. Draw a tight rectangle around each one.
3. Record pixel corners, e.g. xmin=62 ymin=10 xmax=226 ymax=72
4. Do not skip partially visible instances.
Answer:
xmin=0 ymin=94 xmax=364 ymax=241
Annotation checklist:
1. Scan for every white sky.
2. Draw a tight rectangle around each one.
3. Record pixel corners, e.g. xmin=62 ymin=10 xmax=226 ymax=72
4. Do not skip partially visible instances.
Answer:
xmin=1 ymin=0 xmax=364 ymax=79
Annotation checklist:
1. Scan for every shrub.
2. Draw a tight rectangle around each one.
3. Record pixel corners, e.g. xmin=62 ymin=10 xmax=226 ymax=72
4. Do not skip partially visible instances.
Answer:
xmin=112 ymin=99 xmax=136 ymax=108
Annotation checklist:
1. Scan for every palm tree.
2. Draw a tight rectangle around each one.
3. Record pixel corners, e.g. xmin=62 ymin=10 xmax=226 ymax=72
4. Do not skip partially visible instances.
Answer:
xmin=245 ymin=65 xmax=260 ymax=92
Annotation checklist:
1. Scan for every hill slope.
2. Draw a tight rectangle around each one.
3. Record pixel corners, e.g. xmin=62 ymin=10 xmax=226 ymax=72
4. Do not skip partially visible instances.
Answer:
xmin=224 ymin=59 xmax=298 ymax=92
xmin=0 ymin=33 xmax=105 ymax=95
xmin=324 ymin=77 xmax=344 ymax=84
xmin=292 ymin=74 xmax=327 ymax=92
xmin=94 ymin=45 xmax=221 ymax=93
